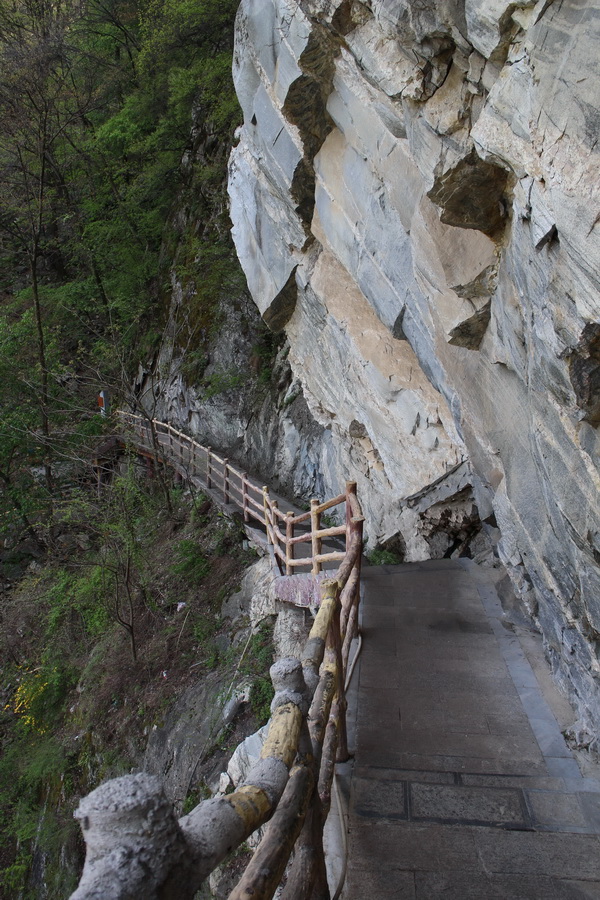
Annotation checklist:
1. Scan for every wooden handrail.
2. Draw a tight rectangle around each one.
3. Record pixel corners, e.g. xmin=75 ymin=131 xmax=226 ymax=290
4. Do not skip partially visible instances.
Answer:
xmin=117 ymin=411 xmax=361 ymax=587
xmin=82 ymin=414 xmax=366 ymax=899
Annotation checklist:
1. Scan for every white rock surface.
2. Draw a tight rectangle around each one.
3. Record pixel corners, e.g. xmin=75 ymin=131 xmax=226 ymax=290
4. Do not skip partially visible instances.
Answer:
xmin=229 ymin=0 xmax=600 ymax=743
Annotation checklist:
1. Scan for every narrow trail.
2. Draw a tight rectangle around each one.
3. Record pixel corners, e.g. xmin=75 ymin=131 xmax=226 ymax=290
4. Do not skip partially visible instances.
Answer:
xmin=342 ymin=560 xmax=600 ymax=899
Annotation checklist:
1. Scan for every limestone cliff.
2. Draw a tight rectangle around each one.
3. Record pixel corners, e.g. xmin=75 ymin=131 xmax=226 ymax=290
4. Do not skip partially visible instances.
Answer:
xmin=228 ymin=1 xmax=600 ymax=744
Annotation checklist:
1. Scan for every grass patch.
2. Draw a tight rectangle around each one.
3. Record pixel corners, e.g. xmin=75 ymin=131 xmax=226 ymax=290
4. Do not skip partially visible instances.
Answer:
xmin=367 ymin=548 xmax=404 ymax=566
xmin=171 ymin=539 xmax=211 ymax=583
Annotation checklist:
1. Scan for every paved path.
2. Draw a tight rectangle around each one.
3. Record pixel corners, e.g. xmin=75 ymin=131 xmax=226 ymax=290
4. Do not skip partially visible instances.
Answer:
xmin=342 ymin=559 xmax=600 ymax=899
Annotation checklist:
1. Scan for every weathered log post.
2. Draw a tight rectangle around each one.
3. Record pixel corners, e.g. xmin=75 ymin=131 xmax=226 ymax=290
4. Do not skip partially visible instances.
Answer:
xmin=242 ymin=474 xmax=250 ymax=523
xmin=281 ymin=579 xmax=343 ymax=900
xmin=70 ymin=660 xmax=310 ymax=900
xmin=347 ymin=511 xmax=364 ymax=648
xmin=285 ymin=511 xmax=295 ymax=575
xmin=228 ymin=667 xmax=313 ymax=900
xmin=228 ymin=762 xmax=314 ymax=900
xmin=223 ymin=458 xmax=230 ymax=504
xmin=330 ymin=595 xmax=348 ymax=764
xmin=271 ymin=500 xmax=280 ymax=561
xmin=70 ymin=773 xmax=193 ymax=900
xmin=311 ymin=499 xmax=321 ymax=575
xmin=232 ymin=581 xmax=344 ymax=900
xmin=206 ymin=448 xmax=212 ymax=489
xmin=262 ymin=486 xmax=271 ymax=537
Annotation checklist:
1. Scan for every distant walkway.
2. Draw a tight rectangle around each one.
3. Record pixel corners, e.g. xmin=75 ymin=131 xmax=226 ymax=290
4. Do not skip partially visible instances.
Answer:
xmin=116 ymin=411 xmax=351 ymax=576
xmin=343 ymin=559 xmax=600 ymax=899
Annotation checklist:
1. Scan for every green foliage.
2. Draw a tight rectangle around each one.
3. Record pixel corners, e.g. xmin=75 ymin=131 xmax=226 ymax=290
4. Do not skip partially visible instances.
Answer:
xmin=0 ymin=851 xmax=33 ymax=896
xmin=249 ymin=677 xmax=274 ymax=723
xmin=202 ymin=369 xmax=245 ymax=399
xmin=172 ymin=539 xmax=211 ymax=584
xmin=367 ymin=548 xmax=404 ymax=566
xmin=0 ymin=0 xmax=247 ymax=888
xmin=239 ymin=621 xmax=275 ymax=725
xmin=181 ymin=348 xmax=209 ymax=384
xmin=192 ymin=614 xmax=217 ymax=644
xmin=10 ymin=665 xmax=77 ymax=733
xmin=0 ymin=0 xmax=242 ymax=540
xmin=45 ymin=567 xmax=111 ymax=639
xmin=0 ymin=730 xmax=72 ymax=876
xmin=209 ymin=521 xmax=242 ymax=556
xmin=252 ymin=331 xmax=285 ymax=388
xmin=181 ymin=780 xmax=211 ymax=815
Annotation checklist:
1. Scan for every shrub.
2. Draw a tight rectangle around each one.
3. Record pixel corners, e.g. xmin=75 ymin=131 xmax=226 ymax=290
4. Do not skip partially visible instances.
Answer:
xmin=171 ymin=539 xmax=210 ymax=583
xmin=367 ymin=548 xmax=404 ymax=566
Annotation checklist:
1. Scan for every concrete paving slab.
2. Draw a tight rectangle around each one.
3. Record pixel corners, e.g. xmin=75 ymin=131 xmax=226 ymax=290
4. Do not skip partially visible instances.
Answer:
xmin=352 ymin=766 xmax=456 ymax=785
xmin=546 ymin=757 xmax=583 ymax=779
xmin=348 ymin=821 xmax=482 ymax=872
xmin=525 ymin=790 xmax=587 ymax=829
xmin=414 ymin=871 xmax=568 ymax=899
xmin=399 ymin=710 xmax=492 ymax=735
xmin=528 ymin=716 xmax=574 ymax=758
xmin=461 ymin=773 xmax=565 ymax=790
xmin=352 ymin=776 xmax=407 ymax=819
xmin=473 ymin=828 xmax=600 ymax=878
xmin=560 ymin=881 xmax=600 ymax=898
xmin=344 ymin=867 xmax=416 ymax=898
xmin=565 ymin=778 xmax=600 ymax=794
xmin=410 ymin=782 xmax=528 ymax=828
xmin=579 ymin=793 xmax=600 ymax=829
xmin=354 ymin=749 xmax=548 ymax=775
xmin=486 ymin=712 xmax=532 ymax=734
xmin=357 ymin=726 xmax=544 ymax=763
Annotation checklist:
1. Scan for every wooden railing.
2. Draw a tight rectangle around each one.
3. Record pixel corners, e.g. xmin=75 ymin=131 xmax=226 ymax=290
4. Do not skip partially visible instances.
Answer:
xmin=118 ymin=411 xmax=359 ymax=577
xmin=71 ymin=412 xmax=365 ymax=900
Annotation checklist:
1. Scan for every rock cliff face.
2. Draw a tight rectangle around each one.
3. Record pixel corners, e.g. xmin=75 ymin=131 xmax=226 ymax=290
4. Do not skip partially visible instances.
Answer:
xmin=228 ymin=1 xmax=600 ymax=744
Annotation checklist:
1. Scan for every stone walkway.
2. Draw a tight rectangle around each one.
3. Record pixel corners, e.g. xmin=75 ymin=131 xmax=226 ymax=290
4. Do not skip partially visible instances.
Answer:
xmin=342 ymin=559 xmax=600 ymax=899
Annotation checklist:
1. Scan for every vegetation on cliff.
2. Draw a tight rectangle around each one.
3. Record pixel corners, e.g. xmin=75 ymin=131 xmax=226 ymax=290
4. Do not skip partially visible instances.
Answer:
xmin=1 ymin=471 xmax=273 ymax=895
xmin=0 ymin=0 xmax=269 ymax=894
xmin=0 ymin=0 xmax=241 ymax=545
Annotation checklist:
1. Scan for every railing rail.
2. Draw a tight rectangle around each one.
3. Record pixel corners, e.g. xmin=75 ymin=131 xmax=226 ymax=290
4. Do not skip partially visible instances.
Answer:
xmin=72 ymin=411 xmax=365 ymax=900
xmin=118 ymin=411 xmax=355 ymax=577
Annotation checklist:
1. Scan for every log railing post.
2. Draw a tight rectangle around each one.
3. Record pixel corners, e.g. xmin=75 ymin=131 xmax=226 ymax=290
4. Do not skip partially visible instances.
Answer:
xmin=242 ymin=474 xmax=250 ymax=523
xmin=223 ymin=459 xmax=230 ymax=504
xmin=263 ymin=486 xmax=271 ymax=538
xmin=206 ymin=448 xmax=212 ymax=489
xmin=272 ymin=500 xmax=280 ymax=559
xmin=311 ymin=499 xmax=321 ymax=575
xmin=345 ymin=480 xmax=357 ymax=554
xmin=331 ymin=600 xmax=348 ymax=764
xmin=350 ymin=509 xmax=364 ymax=591
xmin=285 ymin=511 xmax=295 ymax=576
